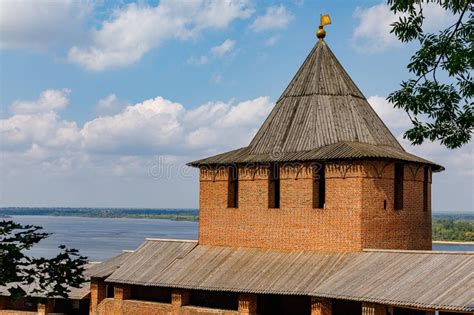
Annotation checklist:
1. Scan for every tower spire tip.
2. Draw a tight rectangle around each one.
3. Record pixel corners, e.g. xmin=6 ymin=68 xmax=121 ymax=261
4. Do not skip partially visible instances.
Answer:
xmin=317 ymin=14 xmax=331 ymax=40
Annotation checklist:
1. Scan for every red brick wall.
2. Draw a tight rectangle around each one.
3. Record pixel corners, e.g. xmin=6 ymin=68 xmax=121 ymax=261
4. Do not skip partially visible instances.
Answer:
xmin=96 ymin=298 xmax=113 ymax=315
xmin=361 ymin=162 xmax=432 ymax=250
xmin=90 ymin=278 xmax=106 ymax=315
xmin=198 ymin=161 xmax=432 ymax=251
xmin=121 ymin=300 xmax=173 ymax=315
xmin=97 ymin=294 xmax=238 ymax=315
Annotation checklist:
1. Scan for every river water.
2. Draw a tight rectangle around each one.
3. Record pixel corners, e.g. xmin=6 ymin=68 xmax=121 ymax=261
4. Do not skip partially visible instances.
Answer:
xmin=8 ymin=215 xmax=473 ymax=261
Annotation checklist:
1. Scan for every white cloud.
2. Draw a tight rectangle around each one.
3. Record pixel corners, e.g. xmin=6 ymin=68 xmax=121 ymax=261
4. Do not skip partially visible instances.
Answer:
xmin=367 ymin=95 xmax=411 ymax=133
xmin=250 ymin=5 xmax=293 ymax=32
xmin=0 ymin=0 xmax=90 ymax=51
xmin=82 ymin=96 xmax=273 ymax=154
xmin=0 ymin=91 xmax=272 ymax=205
xmin=1 ymin=90 xmax=79 ymax=152
xmin=10 ymin=89 xmax=71 ymax=114
xmin=184 ymin=97 xmax=272 ymax=150
xmin=95 ymin=94 xmax=129 ymax=115
xmin=353 ymin=2 xmax=455 ymax=53
xmin=211 ymin=39 xmax=236 ymax=57
xmin=187 ymin=39 xmax=236 ymax=67
xmin=2 ymin=89 xmax=272 ymax=158
xmin=264 ymin=35 xmax=280 ymax=46
xmin=82 ymin=97 xmax=185 ymax=154
xmin=217 ymin=97 xmax=271 ymax=128
xmin=1 ymin=112 xmax=80 ymax=152
xmin=68 ymin=0 xmax=253 ymax=71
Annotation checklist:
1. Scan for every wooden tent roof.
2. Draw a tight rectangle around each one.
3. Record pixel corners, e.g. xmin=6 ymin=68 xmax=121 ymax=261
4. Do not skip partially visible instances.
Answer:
xmin=189 ymin=41 xmax=442 ymax=170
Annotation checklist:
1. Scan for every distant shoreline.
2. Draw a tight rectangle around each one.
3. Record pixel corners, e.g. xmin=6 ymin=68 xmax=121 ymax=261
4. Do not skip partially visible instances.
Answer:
xmin=432 ymin=240 xmax=474 ymax=245
xmin=1 ymin=208 xmax=473 ymax=242
xmin=0 ymin=208 xmax=199 ymax=222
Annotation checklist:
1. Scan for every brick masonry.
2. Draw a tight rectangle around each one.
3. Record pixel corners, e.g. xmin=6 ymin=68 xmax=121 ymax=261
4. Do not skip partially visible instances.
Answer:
xmin=89 ymin=159 xmax=434 ymax=315
xmin=198 ymin=161 xmax=432 ymax=251
xmin=94 ymin=286 xmax=239 ymax=315
xmin=90 ymin=278 xmax=106 ymax=315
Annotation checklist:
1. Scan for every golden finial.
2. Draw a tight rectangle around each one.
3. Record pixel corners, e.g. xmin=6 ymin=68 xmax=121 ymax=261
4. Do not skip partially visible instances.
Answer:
xmin=317 ymin=14 xmax=331 ymax=40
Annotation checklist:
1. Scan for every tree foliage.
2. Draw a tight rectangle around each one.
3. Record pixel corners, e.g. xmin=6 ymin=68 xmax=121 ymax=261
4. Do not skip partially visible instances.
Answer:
xmin=432 ymin=218 xmax=474 ymax=241
xmin=387 ymin=0 xmax=473 ymax=149
xmin=0 ymin=220 xmax=87 ymax=300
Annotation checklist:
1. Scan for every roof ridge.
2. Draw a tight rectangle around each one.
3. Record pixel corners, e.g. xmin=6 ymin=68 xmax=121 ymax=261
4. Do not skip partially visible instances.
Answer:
xmin=278 ymin=92 xmax=367 ymax=101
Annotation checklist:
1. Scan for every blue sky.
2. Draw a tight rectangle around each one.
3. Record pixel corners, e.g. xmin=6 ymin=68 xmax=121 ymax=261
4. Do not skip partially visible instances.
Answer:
xmin=0 ymin=0 xmax=472 ymax=212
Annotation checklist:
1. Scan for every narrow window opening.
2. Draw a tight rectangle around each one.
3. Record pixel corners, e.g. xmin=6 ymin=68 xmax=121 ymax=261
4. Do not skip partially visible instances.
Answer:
xmin=313 ymin=163 xmax=325 ymax=208
xmin=106 ymin=284 xmax=114 ymax=298
xmin=189 ymin=290 xmax=238 ymax=310
xmin=131 ymin=286 xmax=171 ymax=303
xmin=394 ymin=163 xmax=404 ymax=210
xmin=268 ymin=163 xmax=280 ymax=208
xmin=227 ymin=165 xmax=238 ymax=208
xmin=423 ymin=166 xmax=430 ymax=212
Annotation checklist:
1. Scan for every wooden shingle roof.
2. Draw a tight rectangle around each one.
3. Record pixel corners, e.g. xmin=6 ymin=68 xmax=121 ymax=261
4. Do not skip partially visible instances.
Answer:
xmin=248 ymin=40 xmax=401 ymax=154
xmin=86 ymin=251 xmax=134 ymax=279
xmin=105 ymin=240 xmax=474 ymax=312
xmin=189 ymin=41 xmax=442 ymax=170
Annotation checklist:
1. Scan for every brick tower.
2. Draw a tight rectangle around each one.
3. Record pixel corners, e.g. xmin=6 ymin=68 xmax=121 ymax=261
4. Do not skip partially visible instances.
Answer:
xmin=188 ymin=40 xmax=443 ymax=252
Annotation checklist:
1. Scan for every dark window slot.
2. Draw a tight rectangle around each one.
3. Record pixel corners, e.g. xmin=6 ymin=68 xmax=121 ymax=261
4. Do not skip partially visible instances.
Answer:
xmin=227 ymin=165 xmax=238 ymax=208
xmin=189 ymin=290 xmax=238 ymax=310
xmin=423 ymin=166 xmax=429 ymax=212
xmin=313 ymin=163 xmax=325 ymax=208
xmin=394 ymin=163 xmax=404 ymax=210
xmin=268 ymin=163 xmax=280 ymax=208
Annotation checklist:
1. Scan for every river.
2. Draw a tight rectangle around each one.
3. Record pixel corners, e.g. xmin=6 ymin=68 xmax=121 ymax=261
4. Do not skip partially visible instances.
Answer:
xmin=8 ymin=215 xmax=474 ymax=261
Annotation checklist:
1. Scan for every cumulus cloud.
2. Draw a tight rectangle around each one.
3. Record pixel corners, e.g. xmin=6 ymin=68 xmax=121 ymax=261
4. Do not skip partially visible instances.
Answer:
xmin=1 ymin=89 xmax=273 ymax=174
xmin=1 ymin=90 xmax=272 ymax=208
xmin=211 ymin=39 xmax=236 ymax=57
xmin=1 ymin=112 xmax=80 ymax=152
xmin=68 ymin=0 xmax=253 ymax=71
xmin=353 ymin=2 xmax=455 ymax=53
xmin=82 ymin=96 xmax=272 ymax=154
xmin=95 ymin=94 xmax=129 ymax=116
xmin=250 ymin=5 xmax=293 ymax=32
xmin=0 ymin=0 xmax=90 ymax=51
xmin=10 ymin=89 xmax=71 ymax=114
xmin=82 ymin=97 xmax=185 ymax=154
xmin=184 ymin=97 xmax=272 ymax=150
xmin=1 ymin=90 xmax=79 ymax=152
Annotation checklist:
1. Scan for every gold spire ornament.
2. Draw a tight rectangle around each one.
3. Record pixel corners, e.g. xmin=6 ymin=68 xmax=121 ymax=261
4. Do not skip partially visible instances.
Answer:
xmin=317 ymin=14 xmax=331 ymax=40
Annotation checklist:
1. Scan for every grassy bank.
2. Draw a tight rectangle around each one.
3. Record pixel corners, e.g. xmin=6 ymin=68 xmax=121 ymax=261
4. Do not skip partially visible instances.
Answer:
xmin=432 ymin=215 xmax=473 ymax=242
